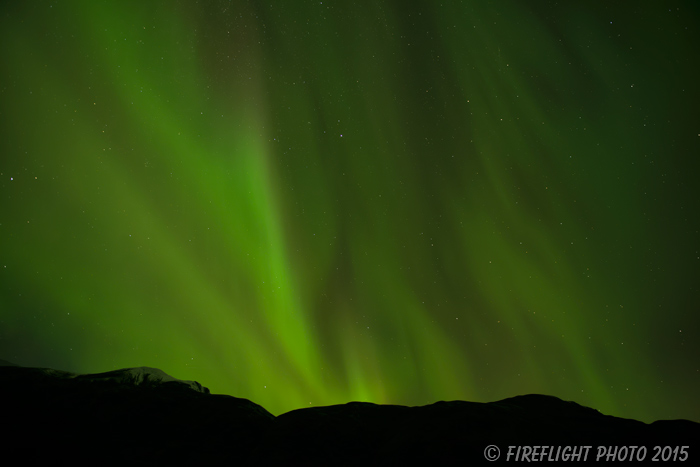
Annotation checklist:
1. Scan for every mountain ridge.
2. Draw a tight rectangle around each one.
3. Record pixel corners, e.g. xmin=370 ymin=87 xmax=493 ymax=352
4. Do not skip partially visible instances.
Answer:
xmin=2 ymin=360 xmax=697 ymax=465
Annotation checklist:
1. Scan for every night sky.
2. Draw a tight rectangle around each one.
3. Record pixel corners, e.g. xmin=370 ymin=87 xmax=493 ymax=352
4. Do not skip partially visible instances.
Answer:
xmin=1 ymin=1 xmax=698 ymax=423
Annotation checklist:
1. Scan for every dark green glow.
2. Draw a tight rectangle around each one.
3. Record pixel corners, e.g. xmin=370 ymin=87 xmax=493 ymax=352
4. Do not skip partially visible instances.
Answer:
xmin=1 ymin=1 xmax=698 ymax=422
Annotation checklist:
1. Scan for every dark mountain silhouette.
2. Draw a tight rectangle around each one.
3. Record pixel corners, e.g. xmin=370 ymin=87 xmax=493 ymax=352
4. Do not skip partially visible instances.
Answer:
xmin=2 ymin=361 xmax=697 ymax=465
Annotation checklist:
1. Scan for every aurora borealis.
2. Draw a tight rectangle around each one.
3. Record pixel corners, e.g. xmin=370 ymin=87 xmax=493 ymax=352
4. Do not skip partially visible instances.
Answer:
xmin=1 ymin=0 xmax=698 ymax=423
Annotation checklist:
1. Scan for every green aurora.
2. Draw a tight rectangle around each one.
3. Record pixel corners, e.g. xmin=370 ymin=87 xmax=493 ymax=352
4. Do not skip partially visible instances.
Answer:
xmin=1 ymin=1 xmax=698 ymax=422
